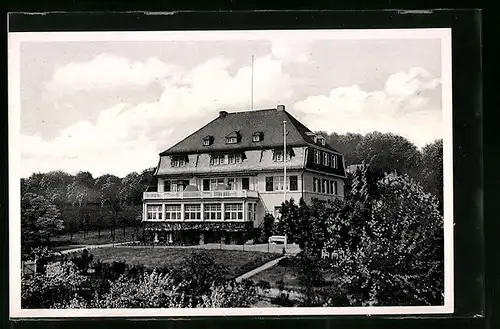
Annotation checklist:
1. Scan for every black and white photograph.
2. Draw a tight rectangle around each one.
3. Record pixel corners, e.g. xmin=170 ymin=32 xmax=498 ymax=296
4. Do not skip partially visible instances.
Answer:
xmin=8 ymin=27 xmax=453 ymax=317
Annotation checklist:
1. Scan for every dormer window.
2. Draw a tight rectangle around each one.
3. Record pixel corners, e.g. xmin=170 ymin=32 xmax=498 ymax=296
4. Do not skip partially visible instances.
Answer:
xmin=202 ymin=136 xmax=213 ymax=146
xmin=171 ymin=155 xmax=187 ymax=167
xmin=225 ymin=131 xmax=240 ymax=144
xmin=252 ymin=132 xmax=263 ymax=142
xmin=317 ymin=137 xmax=325 ymax=146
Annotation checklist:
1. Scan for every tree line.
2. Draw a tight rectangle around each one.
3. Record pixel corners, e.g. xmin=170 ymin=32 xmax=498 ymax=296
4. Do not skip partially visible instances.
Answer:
xmin=21 ymin=168 xmax=157 ymax=254
xmin=318 ymin=131 xmax=443 ymax=212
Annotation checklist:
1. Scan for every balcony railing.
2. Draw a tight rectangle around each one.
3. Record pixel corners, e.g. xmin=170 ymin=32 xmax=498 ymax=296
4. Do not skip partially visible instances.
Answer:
xmin=144 ymin=190 xmax=259 ymax=200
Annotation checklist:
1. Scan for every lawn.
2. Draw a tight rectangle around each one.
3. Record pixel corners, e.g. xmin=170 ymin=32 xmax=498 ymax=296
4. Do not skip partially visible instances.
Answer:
xmin=88 ymin=246 xmax=281 ymax=279
xmin=50 ymin=226 xmax=140 ymax=250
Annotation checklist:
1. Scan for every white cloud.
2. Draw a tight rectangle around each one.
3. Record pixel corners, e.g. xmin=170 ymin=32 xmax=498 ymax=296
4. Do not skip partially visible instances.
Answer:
xmin=45 ymin=53 xmax=181 ymax=93
xmin=22 ymin=52 xmax=296 ymax=177
xmin=271 ymin=39 xmax=312 ymax=63
xmin=293 ymin=67 xmax=442 ymax=148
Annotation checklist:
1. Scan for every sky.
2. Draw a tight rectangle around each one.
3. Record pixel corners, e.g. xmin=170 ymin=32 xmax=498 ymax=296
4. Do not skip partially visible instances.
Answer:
xmin=14 ymin=30 xmax=446 ymax=178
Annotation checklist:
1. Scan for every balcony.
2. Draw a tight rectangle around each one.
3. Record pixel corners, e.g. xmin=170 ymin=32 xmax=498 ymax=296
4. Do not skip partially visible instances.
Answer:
xmin=144 ymin=190 xmax=259 ymax=200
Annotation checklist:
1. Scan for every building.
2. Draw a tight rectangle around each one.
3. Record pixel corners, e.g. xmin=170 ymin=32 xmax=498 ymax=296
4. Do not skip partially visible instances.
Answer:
xmin=142 ymin=105 xmax=346 ymax=245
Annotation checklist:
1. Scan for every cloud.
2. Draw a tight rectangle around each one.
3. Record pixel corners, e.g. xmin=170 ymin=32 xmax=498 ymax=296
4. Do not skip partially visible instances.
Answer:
xmin=22 ymin=52 xmax=296 ymax=177
xmin=45 ymin=53 xmax=181 ymax=93
xmin=293 ymin=67 xmax=442 ymax=148
xmin=271 ymin=39 xmax=312 ymax=63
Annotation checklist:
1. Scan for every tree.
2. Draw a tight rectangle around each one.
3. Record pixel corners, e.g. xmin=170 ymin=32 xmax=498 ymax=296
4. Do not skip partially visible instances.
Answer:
xmin=95 ymin=174 xmax=122 ymax=241
xmin=259 ymin=213 xmax=275 ymax=243
xmin=21 ymin=193 xmax=64 ymax=254
xmin=40 ymin=170 xmax=73 ymax=204
xmin=354 ymin=132 xmax=421 ymax=179
xmin=118 ymin=172 xmax=143 ymax=206
xmin=419 ymin=139 xmax=443 ymax=213
xmin=325 ymin=174 xmax=444 ymax=306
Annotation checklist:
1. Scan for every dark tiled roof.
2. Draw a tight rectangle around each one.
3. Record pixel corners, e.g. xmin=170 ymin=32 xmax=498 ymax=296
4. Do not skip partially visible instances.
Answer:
xmin=160 ymin=107 xmax=340 ymax=155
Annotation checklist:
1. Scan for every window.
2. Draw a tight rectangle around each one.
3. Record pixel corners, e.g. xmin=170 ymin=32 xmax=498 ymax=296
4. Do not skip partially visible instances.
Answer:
xmin=209 ymin=178 xmax=224 ymax=191
xmin=225 ymin=203 xmax=243 ymax=220
xmin=165 ymin=205 xmax=181 ymax=220
xmin=332 ymin=181 xmax=338 ymax=195
xmin=203 ymin=136 xmax=212 ymax=146
xmin=317 ymin=137 xmax=325 ymax=146
xmin=171 ymin=180 xmax=188 ymax=192
xmin=314 ymin=150 xmax=321 ymax=164
xmin=227 ymin=178 xmax=236 ymax=190
xmin=147 ymin=205 xmax=163 ymax=220
xmin=248 ymin=203 xmax=253 ymax=222
xmin=226 ymin=137 xmax=238 ymax=144
xmin=242 ymin=177 xmax=249 ymax=190
xmin=210 ymin=154 xmax=226 ymax=165
xmin=274 ymin=150 xmax=291 ymax=162
xmin=266 ymin=177 xmax=274 ymax=191
xmin=323 ymin=153 xmax=330 ymax=166
xmin=322 ymin=179 xmax=328 ymax=194
xmin=204 ymin=204 xmax=222 ymax=220
xmin=274 ymin=176 xmax=291 ymax=191
xmin=171 ymin=156 xmax=186 ymax=167
xmin=228 ymin=153 xmax=242 ymax=164
xmin=165 ymin=180 xmax=171 ymax=192
xmin=203 ymin=179 xmax=210 ymax=191
xmin=252 ymin=135 xmax=261 ymax=142
xmin=290 ymin=176 xmax=298 ymax=191
xmin=184 ymin=204 xmax=201 ymax=220
xmin=313 ymin=177 xmax=319 ymax=192
xmin=331 ymin=155 xmax=337 ymax=169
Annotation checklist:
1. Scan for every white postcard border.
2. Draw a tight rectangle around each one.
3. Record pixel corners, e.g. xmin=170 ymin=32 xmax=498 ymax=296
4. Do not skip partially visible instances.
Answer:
xmin=8 ymin=27 xmax=454 ymax=318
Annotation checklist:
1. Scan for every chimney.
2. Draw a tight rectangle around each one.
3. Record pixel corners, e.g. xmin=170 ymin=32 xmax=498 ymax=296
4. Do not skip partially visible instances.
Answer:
xmin=277 ymin=104 xmax=285 ymax=111
xmin=219 ymin=110 xmax=228 ymax=118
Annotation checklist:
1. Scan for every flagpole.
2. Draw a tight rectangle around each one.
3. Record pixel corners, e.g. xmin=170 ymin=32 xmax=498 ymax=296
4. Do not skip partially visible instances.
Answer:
xmin=283 ymin=119 xmax=288 ymax=252
xmin=283 ymin=120 xmax=287 ymax=203
xmin=251 ymin=55 xmax=254 ymax=110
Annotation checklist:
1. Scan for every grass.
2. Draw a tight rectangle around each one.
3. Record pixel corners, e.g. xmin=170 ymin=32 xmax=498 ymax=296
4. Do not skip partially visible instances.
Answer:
xmin=88 ymin=246 xmax=281 ymax=278
xmin=50 ymin=226 xmax=140 ymax=249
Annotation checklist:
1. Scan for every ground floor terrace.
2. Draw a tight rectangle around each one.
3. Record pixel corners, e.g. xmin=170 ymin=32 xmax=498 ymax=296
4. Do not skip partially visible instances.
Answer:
xmin=142 ymin=220 xmax=255 ymax=245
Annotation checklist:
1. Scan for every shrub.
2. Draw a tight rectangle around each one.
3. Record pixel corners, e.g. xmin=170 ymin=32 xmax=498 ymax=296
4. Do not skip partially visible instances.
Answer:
xmin=256 ymin=280 xmax=271 ymax=292
xmin=21 ymin=261 xmax=91 ymax=309
xmin=200 ymin=280 xmax=259 ymax=308
xmin=70 ymin=249 xmax=94 ymax=274
xmin=277 ymin=257 xmax=293 ymax=267
xmin=94 ymin=270 xmax=190 ymax=308
xmin=271 ymin=293 xmax=295 ymax=307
